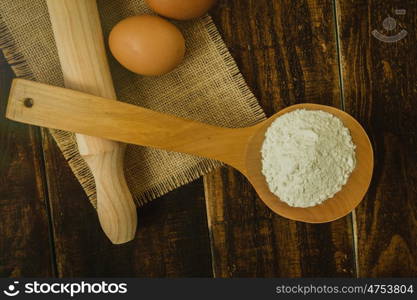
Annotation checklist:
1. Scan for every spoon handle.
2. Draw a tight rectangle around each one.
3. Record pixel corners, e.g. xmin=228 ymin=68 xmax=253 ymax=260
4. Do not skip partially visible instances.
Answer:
xmin=6 ymin=79 xmax=252 ymax=169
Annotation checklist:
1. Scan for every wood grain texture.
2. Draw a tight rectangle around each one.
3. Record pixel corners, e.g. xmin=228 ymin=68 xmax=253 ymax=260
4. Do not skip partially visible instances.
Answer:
xmin=205 ymin=0 xmax=356 ymax=277
xmin=0 ymin=53 xmax=54 ymax=276
xmin=336 ymin=0 xmax=417 ymax=276
xmin=42 ymin=131 xmax=212 ymax=277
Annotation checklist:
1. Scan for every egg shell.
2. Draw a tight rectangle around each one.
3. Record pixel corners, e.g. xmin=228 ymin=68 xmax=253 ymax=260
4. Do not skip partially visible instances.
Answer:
xmin=109 ymin=15 xmax=185 ymax=76
xmin=145 ymin=0 xmax=216 ymax=20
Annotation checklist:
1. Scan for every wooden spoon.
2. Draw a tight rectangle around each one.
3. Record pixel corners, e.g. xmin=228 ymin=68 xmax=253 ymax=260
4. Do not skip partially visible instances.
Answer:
xmin=6 ymin=79 xmax=374 ymax=223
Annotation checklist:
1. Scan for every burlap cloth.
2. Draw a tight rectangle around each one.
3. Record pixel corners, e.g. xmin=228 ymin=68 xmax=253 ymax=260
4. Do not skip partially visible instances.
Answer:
xmin=0 ymin=0 xmax=265 ymax=206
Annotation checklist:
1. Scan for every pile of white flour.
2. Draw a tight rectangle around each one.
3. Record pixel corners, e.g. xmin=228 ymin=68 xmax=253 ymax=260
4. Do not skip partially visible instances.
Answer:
xmin=261 ymin=109 xmax=356 ymax=207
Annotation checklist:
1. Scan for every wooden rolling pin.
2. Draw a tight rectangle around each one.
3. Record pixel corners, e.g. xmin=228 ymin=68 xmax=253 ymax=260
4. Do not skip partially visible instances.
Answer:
xmin=46 ymin=0 xmax=137 ymax=244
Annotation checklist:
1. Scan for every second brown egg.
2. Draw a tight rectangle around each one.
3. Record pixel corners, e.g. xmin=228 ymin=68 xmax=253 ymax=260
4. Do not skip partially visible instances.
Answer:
xmin=145 ymin=0 xmax=216 ymax=20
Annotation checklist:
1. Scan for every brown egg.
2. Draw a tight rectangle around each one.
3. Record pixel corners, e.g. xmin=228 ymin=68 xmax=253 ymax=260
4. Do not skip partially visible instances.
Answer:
xmin=109 ymin=15 xmax=185 ymax=76
xmin=145 ymin=0 xmax=216 ymax=20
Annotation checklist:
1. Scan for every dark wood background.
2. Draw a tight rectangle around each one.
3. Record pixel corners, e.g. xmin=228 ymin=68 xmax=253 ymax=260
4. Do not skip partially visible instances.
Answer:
xmin=0 ymin=0 xmax=415 ymax=277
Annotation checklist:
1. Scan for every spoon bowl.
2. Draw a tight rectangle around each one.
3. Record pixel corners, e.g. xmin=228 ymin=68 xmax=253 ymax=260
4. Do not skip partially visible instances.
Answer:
xmin=243 ymin=103 xmax=374 ymax=223
xmin=7 ymin=80 xmax=374 ymax=223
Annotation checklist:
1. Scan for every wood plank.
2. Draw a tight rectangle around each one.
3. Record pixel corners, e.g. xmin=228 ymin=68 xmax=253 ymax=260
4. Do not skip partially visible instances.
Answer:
xmin=42 ymin=131 xmax=213 ymax=277
xmin=336 ymin=0 xmax=417 ymax=276
xmin=0 ymin=53 xmax=54 ymax=276
xmin=205 ymin=0 xmax=356 ymax=277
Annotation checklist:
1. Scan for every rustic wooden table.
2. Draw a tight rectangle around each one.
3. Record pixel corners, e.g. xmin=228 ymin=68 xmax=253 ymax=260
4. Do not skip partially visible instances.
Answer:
xmin=0 ymin=0 xmax=416 ymax=277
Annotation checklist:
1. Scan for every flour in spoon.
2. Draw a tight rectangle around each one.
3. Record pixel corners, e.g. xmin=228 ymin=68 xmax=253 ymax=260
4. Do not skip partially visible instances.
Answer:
xmin=261 ymin=109 xmax=356 ymax=207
